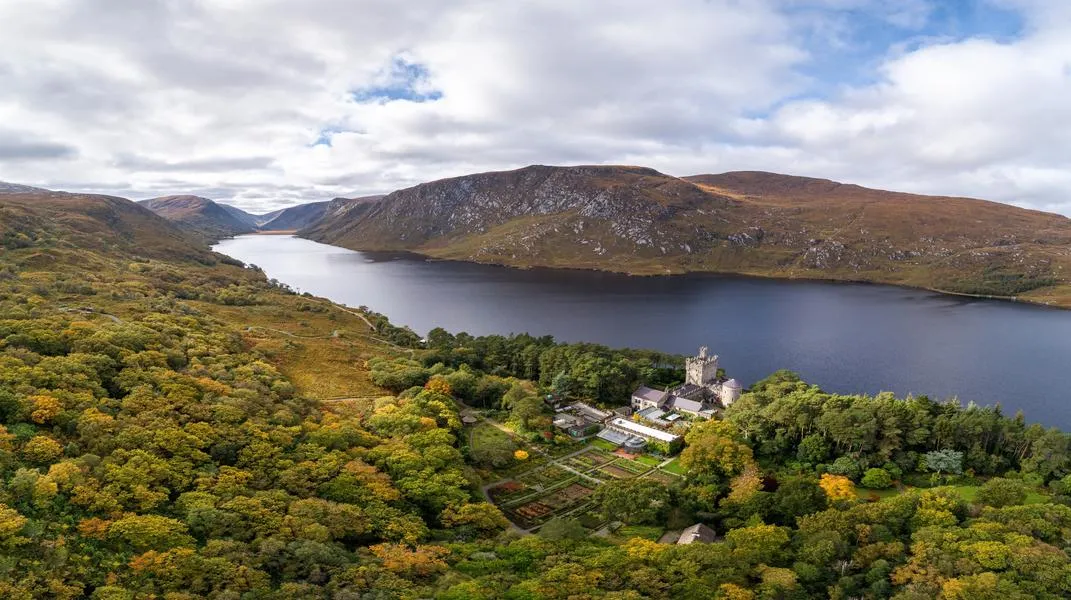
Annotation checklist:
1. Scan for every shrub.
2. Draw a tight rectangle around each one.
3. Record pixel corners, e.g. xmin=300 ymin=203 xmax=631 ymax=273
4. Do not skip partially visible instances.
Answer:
xmin=861 ymin=468 xmax=893 ymax=489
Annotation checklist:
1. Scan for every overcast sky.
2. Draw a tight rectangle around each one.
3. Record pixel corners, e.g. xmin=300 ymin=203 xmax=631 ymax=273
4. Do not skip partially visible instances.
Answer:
xmin=1 ymin=0 xmax=1069 ymax=215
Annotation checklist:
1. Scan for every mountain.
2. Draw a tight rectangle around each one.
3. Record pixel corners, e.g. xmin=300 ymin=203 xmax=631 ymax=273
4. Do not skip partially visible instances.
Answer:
xmin=259 ymin=200 xmax=332 ymax=231
xmin=302 ymin=165 xmax=1071 ymax=307
xmin=139 ymin=194 xmax=258 ymax=241
xmin=217 ymin=202 xmax=262 ymax=228
xmin=0 ymin=181 xmax=49 ymax=194
xmin=0 ymin=190 xmax=217 ymax=263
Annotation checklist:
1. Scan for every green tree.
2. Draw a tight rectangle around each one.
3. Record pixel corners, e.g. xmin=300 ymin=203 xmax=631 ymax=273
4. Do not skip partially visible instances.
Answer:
xmin=975 ymin=477 xmax=1027 ymax=508
xmin=771 ymin=477 xmax=828 ymax=525
xmin=593 ymin=479 xmax=670 ymax=525
xmin=538 ymin=517 xmax=586 ymax=540
xmin=861 ymin=468 xmax=893 ymax=489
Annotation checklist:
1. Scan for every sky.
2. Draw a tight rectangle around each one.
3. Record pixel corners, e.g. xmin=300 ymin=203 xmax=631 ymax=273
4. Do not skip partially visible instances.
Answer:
xmin=1 ymin=0 xmax=1070 ymax=215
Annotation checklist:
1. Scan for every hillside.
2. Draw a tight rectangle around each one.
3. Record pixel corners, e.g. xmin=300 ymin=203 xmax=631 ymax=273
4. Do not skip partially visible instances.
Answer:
xmin=5 ymin=182 xmax=1071 ymax=599
xmin=217 ymin=202 xmax=262 ymax=228
xmin=0 ymin=181 xmax=49 ymax=194
xmin=303 ymin=166 xmax=1071 ymax=307
xmin=259 ymin=199 xmax=332 ymax=231
xmin=0 ymin=191 xmax=218 ymax=263
xmin=139 ymin=194 xmax=258 ymax=241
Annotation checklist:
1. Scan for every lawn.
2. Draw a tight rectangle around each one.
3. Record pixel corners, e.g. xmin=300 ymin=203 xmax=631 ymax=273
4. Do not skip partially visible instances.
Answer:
xmin=662 ymin=458 xmax=686 ymax=475
xmin=857 ymin=484 xmax=1051 ymax=505
xmin=592 ymin=438 xmax=619 ymax=452
xmin=470 ymin=422 xmax=516 ymax=450
xmin=951 ymin=485 xmax=1049 ymax=505
xmin=634 ymin=455 xmax=662 ymax=467
xmin=615 ymin=525 xmax=664 ymax=541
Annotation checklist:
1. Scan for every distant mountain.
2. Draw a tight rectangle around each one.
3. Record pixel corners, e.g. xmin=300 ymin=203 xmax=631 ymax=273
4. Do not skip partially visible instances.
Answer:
xmin=139 ymin=195 xmax=258 ymax=241
xmin=259 ymin=200 xmax=332 ymax=231
xmin=0 ymin=190 xmax=216 ymax=263
xmin=217 ymin=203 xmax=263 ymax=229
xmin=302 ymin=165 xmax=1071 ymax=306
xmin=0 ymin=181 xmax=49 ymax=194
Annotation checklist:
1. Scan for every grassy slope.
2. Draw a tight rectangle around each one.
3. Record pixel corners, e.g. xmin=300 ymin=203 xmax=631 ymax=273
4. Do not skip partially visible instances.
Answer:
xmin=1 ymin=191 xmax=394 ymax=402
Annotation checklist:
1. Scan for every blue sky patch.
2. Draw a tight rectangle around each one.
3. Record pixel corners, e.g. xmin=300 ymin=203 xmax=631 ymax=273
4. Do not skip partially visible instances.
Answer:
xmin=351 ymin=57 xmax=443 ymax=104
xmin=786 ymin=0 xmax=1026 ymax=100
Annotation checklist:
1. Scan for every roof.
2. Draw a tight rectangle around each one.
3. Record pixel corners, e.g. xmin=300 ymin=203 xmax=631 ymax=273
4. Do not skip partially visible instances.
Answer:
xmin=723 ymin=378 xmax=742 ymax=389
xmin=677 ymin=523 xmax=716 ymax=544
xmin=571 ymin=402 xmax=611 ymax=421
xmin=669 ymin=397 xmax=705 ymax=413
xmin=597 ymin=428 xmax=634 ymax=446
xmin=637 ymin=407 xmax=666 ymax=420
xmin=632 ymin=386 xmax=668 ymax=404
xmin=553 ymin=414 xmax=582 ymax=427
xmin=673 ymin=383 xmax=706 ymax=399
xmin=608 ymin=418 xmax=679 ymax=443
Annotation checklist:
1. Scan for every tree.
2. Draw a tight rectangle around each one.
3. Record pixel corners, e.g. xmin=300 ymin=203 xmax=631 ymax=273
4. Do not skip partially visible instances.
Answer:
xmin=107 ymin=515 xmax=194 ymax=551
xmin=551 ymin=371 xmax=576 ymax=400
xmin=469 ymin=435 xmax=516 ymax=468
xmin=424 ymin=376 xmax=452 ymax=397
xmin=22 ymin=436 xmax=63 ymax=464
xmin=827 ymin=456 xmax=863 ymax=481
xmin=771 ymin=477 xmax=828 ymax=525
xmin=975 ymin=478 xmax=1027 ymax=508
xmin=725 ymin=523 xmax=790 ymax=564
xmin=680 ymin=420 xmax=754 ymax=481
xmin=819 ymin=474 xmax=856 ymax=503
xmin=924 ymin=449 xmax=964 ymax=476
xmin=861 ymin=468 xmax=893 ymax=489
xmin=539 ymin=517 xmax=586 ymax=540
xmin=796 ymin=434 xmax=830 ymax=464
xmin=593 ymin=479 xmax=670 ymax=525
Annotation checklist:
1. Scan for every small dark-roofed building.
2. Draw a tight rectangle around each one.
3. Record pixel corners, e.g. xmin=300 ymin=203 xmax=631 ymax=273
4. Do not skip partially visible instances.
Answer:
xmin=613 ymin=406 xmax=633 ymax=417
xmin=677 ymin=523 xmax=716 ymax=545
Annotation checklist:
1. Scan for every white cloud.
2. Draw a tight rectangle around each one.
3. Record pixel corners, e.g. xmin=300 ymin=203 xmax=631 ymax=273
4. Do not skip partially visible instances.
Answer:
xmin=0 ymin=0 xmax=1069 ymax=216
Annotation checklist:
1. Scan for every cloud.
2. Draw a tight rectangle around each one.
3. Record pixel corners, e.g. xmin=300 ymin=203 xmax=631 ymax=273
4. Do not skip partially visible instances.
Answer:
xmin=0 ymin=0 xmax=1068 ymax=215
xmin=0 ymin=132 xmax=78 ymax=161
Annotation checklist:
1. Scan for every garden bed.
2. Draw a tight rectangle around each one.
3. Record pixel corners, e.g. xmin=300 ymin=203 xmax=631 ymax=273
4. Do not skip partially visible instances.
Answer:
xmin=517 ymin=464 xmax=573 ymax=487
xmin=642 ymin=470 xmax=681 ymax=485
xmin=540 ymin=483 xmax=595 ymax=509
xmin=598 ymin=464 xmax=637 ymax=479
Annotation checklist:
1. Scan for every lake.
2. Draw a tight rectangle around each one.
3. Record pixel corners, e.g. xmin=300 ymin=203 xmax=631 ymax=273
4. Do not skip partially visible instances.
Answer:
xmin=215 ymin=234 xmax=1071 ymax=429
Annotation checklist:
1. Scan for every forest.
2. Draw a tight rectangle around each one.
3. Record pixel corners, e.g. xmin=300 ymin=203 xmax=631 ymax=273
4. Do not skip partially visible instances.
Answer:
xmin=2 ymin=200 xmax=1071 ymax=599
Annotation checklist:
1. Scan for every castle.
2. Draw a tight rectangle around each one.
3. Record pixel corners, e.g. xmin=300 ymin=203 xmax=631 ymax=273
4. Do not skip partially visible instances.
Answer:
xmin=630 ymin=346 xmax=741 ymax=420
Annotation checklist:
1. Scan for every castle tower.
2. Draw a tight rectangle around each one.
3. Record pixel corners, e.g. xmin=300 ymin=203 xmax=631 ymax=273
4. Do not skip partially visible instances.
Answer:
xmin=720 ymin=379 xmax=742 ymax=406
xmin=685 ymin=346 xmax=719 ymax=387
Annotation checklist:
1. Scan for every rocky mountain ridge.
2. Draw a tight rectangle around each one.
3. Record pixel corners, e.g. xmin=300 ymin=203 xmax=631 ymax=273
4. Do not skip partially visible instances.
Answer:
xmin=302 ymin=165 xmax=1071 ymax=306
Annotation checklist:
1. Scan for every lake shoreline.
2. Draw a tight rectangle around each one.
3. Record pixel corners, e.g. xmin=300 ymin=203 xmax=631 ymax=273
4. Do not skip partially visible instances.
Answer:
xmin=213 ymin=234 xmax=1071 ymax=430
xmin=296 ymin=234 xmax=1066 ymax=313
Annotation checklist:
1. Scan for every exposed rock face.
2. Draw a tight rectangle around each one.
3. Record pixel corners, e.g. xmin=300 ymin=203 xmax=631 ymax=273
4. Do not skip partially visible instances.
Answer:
xmin=302 ymin=165 xmax=1071 ymax=300
xmin=305 ymin=165 xmax=731 ymax=259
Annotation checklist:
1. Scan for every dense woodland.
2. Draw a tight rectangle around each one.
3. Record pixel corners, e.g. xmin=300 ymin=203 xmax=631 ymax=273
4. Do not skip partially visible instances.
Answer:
xmin=2 ymin=197 xmax=1071 ymax=598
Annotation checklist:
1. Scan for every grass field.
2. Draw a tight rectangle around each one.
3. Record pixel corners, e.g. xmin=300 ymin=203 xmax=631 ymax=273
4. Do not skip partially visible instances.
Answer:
xmin=615 ymin=525 xmax=664 ymax=541
xmin=662 ymin=458 xmax=685 ymax=475
xmin=634 ymin=455 xmax=662 ymax=467
xmin=592 ymin=438 xmax=619 ymax=452
xmin=857 ymin=484 xmax=1051 ymax=505
xmin=194 ymin=297 xmax=393 ymax=400
xmin=470 ymin=421 xmax=516 ymax=449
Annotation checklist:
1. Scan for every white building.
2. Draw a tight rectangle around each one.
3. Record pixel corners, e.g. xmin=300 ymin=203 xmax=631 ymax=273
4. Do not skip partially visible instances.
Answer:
xmin=630 ymin=346 xmax=742 ymax=419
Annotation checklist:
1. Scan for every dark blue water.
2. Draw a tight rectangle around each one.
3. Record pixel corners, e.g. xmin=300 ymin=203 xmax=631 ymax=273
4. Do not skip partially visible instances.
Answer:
xmin=215 ymin=235 xmax=1071 ymax=429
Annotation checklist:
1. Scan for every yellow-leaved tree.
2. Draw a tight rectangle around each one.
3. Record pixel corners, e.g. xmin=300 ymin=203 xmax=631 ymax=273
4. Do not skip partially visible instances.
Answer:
xmin=819 ymin=473 xmax=856 ymax=503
